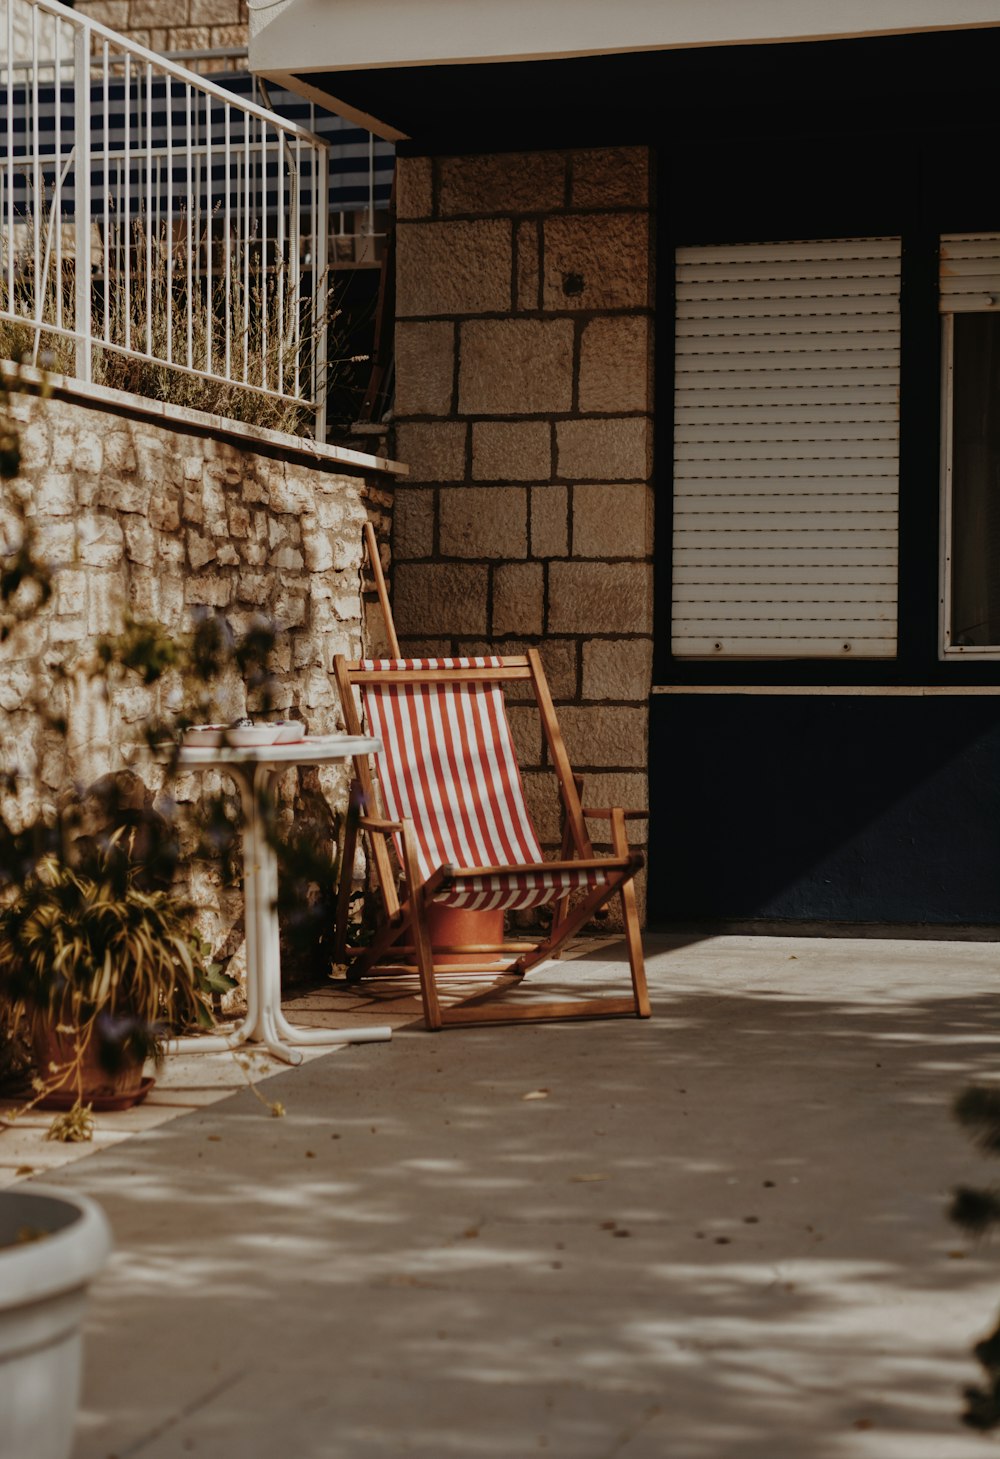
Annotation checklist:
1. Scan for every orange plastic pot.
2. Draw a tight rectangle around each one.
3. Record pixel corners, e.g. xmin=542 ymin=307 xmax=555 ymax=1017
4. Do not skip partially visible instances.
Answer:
xmin=423 ymin=903 xmax=505 ymax=965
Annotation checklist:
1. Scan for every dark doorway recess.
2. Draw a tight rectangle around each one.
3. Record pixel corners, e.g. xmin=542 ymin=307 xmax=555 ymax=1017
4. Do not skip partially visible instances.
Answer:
xmin=648 ymin=694 xmax=1000 ymax=927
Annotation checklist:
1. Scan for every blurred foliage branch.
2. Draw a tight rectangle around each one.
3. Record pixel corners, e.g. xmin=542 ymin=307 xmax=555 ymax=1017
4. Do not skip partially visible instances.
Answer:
xmin=0 ymin=366 xmax=342 ymax=1116
xmin=951 ymin=1086 xmax=1000 ymax=1429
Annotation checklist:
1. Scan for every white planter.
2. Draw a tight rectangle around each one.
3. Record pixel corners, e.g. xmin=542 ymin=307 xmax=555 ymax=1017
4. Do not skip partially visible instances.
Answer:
xmin=0 ymin=1186 xmax=112 ymax=1459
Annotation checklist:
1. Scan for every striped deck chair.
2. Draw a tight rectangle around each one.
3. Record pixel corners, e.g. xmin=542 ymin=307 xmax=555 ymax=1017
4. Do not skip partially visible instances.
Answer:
xmin=332 ymin=644 xmax=651 ymax=1031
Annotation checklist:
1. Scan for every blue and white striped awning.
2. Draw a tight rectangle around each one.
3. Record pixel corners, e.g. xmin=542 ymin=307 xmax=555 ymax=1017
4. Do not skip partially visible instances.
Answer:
xmin=0 ymin=70 xmax=394 ymax=217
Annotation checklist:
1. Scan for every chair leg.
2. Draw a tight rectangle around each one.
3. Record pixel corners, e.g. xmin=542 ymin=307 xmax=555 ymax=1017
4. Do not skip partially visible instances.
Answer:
xmin=551 ymin=773 xmax=586 ymax=957
xmin=400 ymin=823 xmax=442 ymax=1030
xmin=611 ymin=808 xmax=651 ymax=1018
xmin=511 ymin=872 xmax=629 ymax=976
xmin=333 ymin=782 xmax=362 ymax=966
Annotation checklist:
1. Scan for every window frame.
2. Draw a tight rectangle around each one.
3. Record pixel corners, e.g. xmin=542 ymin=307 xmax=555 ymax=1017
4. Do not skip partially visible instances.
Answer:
xmin=939 ymin=303 xmax=1000 ymax=659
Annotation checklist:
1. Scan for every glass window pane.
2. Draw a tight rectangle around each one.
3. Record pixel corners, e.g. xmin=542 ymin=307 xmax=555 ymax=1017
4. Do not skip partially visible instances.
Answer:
xmin=951 ymin=313 xmax=1000 ymax=646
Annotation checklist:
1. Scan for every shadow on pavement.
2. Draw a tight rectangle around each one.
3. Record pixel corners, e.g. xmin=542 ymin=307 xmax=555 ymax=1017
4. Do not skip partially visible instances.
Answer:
xmin=40 ymin=937 xmax=1000 ymax=1459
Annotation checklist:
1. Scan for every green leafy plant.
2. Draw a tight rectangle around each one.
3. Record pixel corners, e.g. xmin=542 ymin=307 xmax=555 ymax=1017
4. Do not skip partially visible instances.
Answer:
xmin=0 ymin=845 xmax=223 ymax=1051
xmin=0 ymin=366 xmax=345 ymax=1126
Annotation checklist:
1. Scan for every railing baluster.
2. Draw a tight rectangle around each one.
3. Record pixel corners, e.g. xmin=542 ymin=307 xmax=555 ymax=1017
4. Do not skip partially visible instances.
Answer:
xmin=30 ymin=0 xmax=40 ymax=356
xmin=291 ymin=135 xmax=301 ymax=399
xmin=122 ymin=47 xmax=129 ymax=354
xmin=185 ymin=78 xmax=192 ymax=371
xmin=165 ymin=68 xmax=172 ymax=365
xmin=102 ymin=39 xmax=109 ymax=346
xmin=223 ymin=100 xmax=230 ymax=382
xmin=242 ymin=103 xmax=249 ymax=384
xmin=5 ymin=0 xmax=14 ymax=314
xmin=72 ymin=20 xmax=91 ymax=379
xmin=260 ymin=119 xmax=268 ymax=392
xmin=144 ymin=59 xmax=151 ymax=360
xmin=204 ymin=91 xmax=212 ymax=377
xmin=313 ymin=142 xmax=328 ymax=443
xmin=276 ymin=126 xmax=285 ymax=399
xmin=53 ymin=13 xmax=61 ymax=334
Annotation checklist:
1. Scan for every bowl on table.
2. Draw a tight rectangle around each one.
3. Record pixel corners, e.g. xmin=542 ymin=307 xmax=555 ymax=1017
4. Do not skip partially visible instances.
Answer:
xmin=226 ymin=724 xmax=283 ymax=748
xmin=182 ymin=724 xmax=228 ymax=748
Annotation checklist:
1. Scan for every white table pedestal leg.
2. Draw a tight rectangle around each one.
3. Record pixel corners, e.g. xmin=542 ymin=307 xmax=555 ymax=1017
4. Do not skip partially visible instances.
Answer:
xmin=253 ymin=766 xmax=392 ymax=1053
xmin=172 ymin=762 xmax=390 ymax=1062
xmin=167 ymin=765 xmax=293 ymax=1060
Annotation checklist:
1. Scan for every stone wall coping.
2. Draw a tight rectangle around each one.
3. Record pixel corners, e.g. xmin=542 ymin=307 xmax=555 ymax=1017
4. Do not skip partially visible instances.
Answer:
xmin=0 ymin=360 xmax=408 ymax=479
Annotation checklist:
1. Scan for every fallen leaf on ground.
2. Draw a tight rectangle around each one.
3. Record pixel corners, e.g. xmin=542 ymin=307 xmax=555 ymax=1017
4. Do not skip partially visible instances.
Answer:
xmin=522 ymin=1089 xmax=549 ymax=1101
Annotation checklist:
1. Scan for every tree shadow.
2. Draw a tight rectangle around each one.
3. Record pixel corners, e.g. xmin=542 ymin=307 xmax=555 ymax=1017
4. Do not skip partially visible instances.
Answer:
xmin=40 ymin=936 xmax=1000 ymax=1458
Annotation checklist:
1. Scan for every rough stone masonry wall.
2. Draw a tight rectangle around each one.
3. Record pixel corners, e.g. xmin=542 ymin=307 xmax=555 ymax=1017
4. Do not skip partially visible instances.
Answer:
xmin=72 ymin=0 xmax=248 ymax=57
xmin=391 ymin=147 xmax=654 ymax=919
xmin=3 ymin=382 xmax=391 ymax=982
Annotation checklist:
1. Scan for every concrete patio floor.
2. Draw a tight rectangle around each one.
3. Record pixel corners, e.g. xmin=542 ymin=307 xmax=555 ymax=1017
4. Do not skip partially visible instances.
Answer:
xmin=16 ymin=932 xmax=1000 ymax=1459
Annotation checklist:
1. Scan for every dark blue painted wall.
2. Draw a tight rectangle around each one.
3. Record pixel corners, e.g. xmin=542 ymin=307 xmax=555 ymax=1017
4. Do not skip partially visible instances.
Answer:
xmin=642 ymin=31 xmax=1000 ymax=929
xmin=330 ymin=24 xmax=1000 ymax=929
xmin=648 ymin=694 xmax=1000 ymax=925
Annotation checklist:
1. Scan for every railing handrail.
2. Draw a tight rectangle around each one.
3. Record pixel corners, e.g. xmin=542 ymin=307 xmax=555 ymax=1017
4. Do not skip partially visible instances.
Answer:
xmin=2 ymin=0 xmax=330 ymax=152
xmin=3 ymin=45 xmax=249 ymax=74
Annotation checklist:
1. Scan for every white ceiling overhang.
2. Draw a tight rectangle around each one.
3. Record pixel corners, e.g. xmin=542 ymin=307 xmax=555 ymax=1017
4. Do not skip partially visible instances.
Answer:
xmin=248 ymin=0 xmax=1000 ymax=138
xmin=251 ymin=0 xmax=1000 ymax=71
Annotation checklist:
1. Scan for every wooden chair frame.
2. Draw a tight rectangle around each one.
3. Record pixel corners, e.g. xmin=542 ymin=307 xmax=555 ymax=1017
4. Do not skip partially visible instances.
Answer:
xmin=331 ymin=529 xmax=650 ymax=1030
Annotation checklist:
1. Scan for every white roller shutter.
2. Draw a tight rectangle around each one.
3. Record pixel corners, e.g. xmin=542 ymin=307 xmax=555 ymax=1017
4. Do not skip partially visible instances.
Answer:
xmin=940 ymin=233 xmax=1000 ymax=313
xmin=671 ymin=237 xmax=901 ymax=658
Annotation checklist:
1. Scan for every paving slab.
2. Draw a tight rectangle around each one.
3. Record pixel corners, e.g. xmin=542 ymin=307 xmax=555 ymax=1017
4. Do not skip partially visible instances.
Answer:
xmin=15 ymin=933 xmax=1000 ymax=1459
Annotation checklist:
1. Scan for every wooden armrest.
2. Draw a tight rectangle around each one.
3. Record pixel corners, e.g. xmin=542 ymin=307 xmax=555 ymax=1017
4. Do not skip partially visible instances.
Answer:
xmin=442 ymin=854 xmax=639 ymax=880
xmin=582 ymin=807 xmax=647 ymax=821
xmin=361 ymin=815 xmax=407 ymax=833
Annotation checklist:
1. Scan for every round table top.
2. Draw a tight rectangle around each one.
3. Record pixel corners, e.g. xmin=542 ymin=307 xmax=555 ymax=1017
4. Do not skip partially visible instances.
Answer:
xmin=171 ymin=734 xmax=380 ymax=769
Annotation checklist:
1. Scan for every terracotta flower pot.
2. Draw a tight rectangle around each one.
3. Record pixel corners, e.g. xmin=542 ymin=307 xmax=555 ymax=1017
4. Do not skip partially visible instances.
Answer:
xmin=31 ymin=1024 xmax=150 ymax=1111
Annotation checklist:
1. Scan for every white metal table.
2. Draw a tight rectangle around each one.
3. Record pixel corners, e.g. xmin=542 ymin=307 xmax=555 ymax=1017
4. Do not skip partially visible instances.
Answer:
xmin=166 ymin=735 xmax=390 ymax=1065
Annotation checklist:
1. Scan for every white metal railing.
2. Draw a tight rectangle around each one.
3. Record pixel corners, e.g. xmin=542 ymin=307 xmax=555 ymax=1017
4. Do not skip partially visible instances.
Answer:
xmin=162 ymin=49 xmax=392 ymax=262
xmin=0 ymin=0 xmax=333 ymax=438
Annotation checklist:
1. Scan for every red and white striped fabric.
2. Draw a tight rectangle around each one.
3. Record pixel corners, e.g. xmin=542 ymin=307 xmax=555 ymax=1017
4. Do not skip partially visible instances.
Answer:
xmin=360 ymin=658 xmax=607 ymax=910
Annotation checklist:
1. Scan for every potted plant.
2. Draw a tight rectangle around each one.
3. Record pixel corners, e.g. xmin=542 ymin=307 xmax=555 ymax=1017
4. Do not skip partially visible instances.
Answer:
xmin=0 ymin=839 xmax=232 ymax=1110
xmin=0 ymin=1183 xmax=112 ymax=1459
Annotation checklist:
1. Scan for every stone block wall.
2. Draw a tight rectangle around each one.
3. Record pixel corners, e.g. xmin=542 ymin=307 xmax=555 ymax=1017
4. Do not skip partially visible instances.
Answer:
xmin=2 ymin=379 xmax=394 ymax=984
xmin=72 ymin=0 xmax=248 ymax=56
xmin=391 ymin=146 xmax=654 ymax=917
